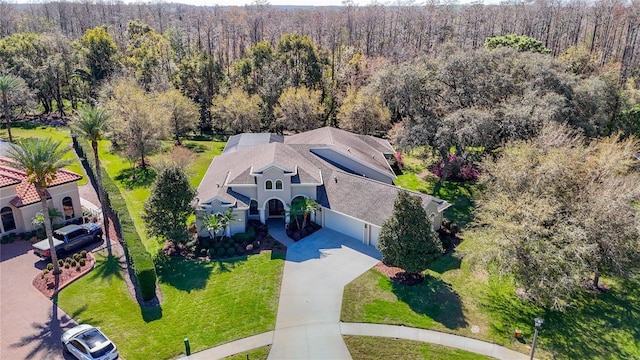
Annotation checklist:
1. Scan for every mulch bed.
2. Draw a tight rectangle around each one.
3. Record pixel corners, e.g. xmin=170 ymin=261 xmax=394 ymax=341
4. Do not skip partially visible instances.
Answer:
xmin=32 ymin=252 xmax=96 ymax=299
xmin=374 ymin=262 xmax=425 ymax=286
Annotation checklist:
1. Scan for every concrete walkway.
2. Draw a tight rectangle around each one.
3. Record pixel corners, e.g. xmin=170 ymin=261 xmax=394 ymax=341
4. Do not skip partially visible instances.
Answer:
xmin=341 ymin=323 xmax=530 ymax=360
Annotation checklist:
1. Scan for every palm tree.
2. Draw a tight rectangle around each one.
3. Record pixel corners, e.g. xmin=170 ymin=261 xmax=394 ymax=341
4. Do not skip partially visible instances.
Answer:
xmin=219 ymin=209 xmax=239 ymax=238
xmin=0 ymin=74 xmax=26 ymax=143
xmin=300 ymin=198 xmax=319 ymax=230
xmin=71 ymin=105 xmax=113 ymax=255
xmin=7 ymin=138 xmax=72 ymax=274
xmin=201 ymin=213 xmax=225 ymax=245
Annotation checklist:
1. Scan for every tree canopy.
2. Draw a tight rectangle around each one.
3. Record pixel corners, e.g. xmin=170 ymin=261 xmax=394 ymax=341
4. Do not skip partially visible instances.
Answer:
xmin=143 ymin=164 xmax=196 ymax=243
xmin=466 ymin=123 xmax=640 ymax=310
xmin=378 ymin=190 xmax=443 ymax=276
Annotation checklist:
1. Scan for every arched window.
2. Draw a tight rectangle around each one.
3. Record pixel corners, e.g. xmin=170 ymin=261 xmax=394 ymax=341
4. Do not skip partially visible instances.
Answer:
xmin=249 ymin=200 xmax=259 ymax=215
xmin=265 ymin=180 xmax=273 ymax=190
xmin=275 ymin=180 xmax=283 ymax=190
xmin=1 ymin=207 xmax=16 ymax=232
xmin=62 ymin=197 xmax=74 ymax=219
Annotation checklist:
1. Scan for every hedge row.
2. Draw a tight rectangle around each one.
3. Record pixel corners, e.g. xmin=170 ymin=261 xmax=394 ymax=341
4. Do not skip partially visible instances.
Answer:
xmin=73 ymin=137 xmax=158 ymax=302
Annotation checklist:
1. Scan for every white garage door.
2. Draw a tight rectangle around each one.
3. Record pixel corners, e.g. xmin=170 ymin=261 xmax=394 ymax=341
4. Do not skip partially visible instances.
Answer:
xmin=323 ymin=208 xmax=364 ymax=242
xmin=370 ymin=225 xmax=381 ymax=248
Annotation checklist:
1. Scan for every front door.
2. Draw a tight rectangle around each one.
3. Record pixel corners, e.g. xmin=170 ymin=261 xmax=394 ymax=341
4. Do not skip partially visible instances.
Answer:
xmin=268 ymin=199 xmax=284 ymax=217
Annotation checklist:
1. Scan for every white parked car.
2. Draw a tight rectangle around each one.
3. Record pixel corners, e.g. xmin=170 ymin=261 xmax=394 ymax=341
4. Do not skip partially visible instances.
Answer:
xmin=61 ymin=324 xmax=119 ymax=360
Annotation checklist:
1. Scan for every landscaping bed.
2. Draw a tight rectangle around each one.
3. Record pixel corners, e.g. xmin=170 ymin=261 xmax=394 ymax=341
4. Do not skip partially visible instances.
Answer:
xmin=32 ymin=251 xmax=95 ymax=299
xmin=285 ymin=221 xmax=321 ymax=242
xmin=162 ymin=221 xmax=287 ymax=260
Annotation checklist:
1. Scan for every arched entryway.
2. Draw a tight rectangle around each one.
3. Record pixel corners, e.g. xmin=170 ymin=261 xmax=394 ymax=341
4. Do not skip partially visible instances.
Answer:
xmin=1 ymin=206 xmax=16 ymax=233
xmin=267 ymin=198 xmax=285 ymax=218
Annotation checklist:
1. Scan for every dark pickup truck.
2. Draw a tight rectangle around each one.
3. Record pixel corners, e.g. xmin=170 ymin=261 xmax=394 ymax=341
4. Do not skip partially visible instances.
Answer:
xmin=32 ymin=223 xmax=103 ymax=259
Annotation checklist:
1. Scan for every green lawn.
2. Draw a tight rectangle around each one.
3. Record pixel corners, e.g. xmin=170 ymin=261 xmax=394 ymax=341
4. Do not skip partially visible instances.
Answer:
xmin=224 ymin=346 xmax=270 ymax=360
xmin=3 ymin=123 xmax=87 ymax=185
xmin=97 ymin=138 xmax=225 ymax=254
xmin=394 ymin=153 xmax=475 ymax=229
xmin=344 ymin=336 xmax=491 ymax=360
xmin=342 ymin=240 xmax=640 ymax=359
xmin=58 ymin=252 xmax=284 ymax=360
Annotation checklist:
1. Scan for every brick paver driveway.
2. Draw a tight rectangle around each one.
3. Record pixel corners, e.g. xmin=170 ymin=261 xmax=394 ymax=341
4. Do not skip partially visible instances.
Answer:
xmin=0 ymin=241 xmax=76 ymax=359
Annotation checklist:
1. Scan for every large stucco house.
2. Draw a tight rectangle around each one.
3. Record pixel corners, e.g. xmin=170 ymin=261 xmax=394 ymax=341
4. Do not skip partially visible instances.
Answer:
xmin=0 ymin=154 xmax=83 ymax=237
xmin=195 ymin=127 xmax=450 ymax=248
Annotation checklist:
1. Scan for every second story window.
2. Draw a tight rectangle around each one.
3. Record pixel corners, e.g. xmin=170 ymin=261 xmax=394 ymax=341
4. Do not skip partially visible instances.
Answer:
xmin=266 ymin=180 xmax=273 ymax=190
xmin=275 ymin=180 xmax=283 ymax=190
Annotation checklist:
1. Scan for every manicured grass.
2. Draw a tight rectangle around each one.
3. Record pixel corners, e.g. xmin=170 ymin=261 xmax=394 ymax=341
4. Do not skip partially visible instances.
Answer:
xmin=342 ymin=242 xmax=640 ymax=359
xmin=57 ymin=252 xmax=284 ymax=360
xmin=4 ymin=124 xmax=87 ymax=185
xmin=97 ymin=139 xmax=225 ymax=254
xmin=224 ymin=345 xmax=270 ymax=359
xmin=394 ymin=153 xmax=475 ymax=228
xmin=344 ymin=336 xmax=491 ymax=360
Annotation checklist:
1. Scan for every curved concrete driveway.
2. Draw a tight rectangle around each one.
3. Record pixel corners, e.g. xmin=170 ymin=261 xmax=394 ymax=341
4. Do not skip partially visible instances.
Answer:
xmin=0 ymin=241 xmax=76 ymax=360
xmin=267 ymin=226 xmax=381 ymax=359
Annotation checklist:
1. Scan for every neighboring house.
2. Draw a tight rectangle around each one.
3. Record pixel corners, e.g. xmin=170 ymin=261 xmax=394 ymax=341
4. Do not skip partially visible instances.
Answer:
xmin=0 ymin=156 xmax=83 ymax=236
xmin=196 ymin=127 xmax=450 ymax=248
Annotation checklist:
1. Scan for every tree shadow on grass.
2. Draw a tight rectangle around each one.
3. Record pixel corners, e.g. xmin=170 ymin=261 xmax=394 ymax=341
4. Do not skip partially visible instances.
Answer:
xmin=114 ymin=167 xmax=156 ymax=189
xmin=428 ymin=253 xmax=461 ymax=274
xmin=156 ymin=257 xmax=213 ymax=292
xmin=89 ymin=255 xmax=124 ymax=283
xmin=391 ymin=275 xmax=468 ymax=330
xmin=484 ymin=278 xmax=640 ymax=359
xmin=433 ymin=181 xmax=475 ymax=229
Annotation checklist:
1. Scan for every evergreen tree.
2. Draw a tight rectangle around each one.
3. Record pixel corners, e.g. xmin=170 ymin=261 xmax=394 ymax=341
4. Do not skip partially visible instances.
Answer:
xmin=143 ymin=165 xmax=196 ymax=243
xmin=378 ymin=190 xmax=443 ymax=276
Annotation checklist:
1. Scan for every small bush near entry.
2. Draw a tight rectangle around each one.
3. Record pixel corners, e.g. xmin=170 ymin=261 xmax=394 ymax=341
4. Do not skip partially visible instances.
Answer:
xmin=73 ymin=253 xmax=81 ymax=261
xmin=46 ymin=263 xmax=54 ymax=271
xmin=65 ymin=257 xmax=73 ymax=264
xmin=216 ymin=247 xmax=226 ymax=257
xmin=79 ymin=258 xmax=86 ymax=266
xmin=80 ymin=250 xmax=87 ymax=258
xmin=64 ymin=262 xmax=70 ymax=269
xmin=58 ymin=259 xmax=64 ymax=267
xmin=42 ymin=269 xmax=49 ymax=277
xmin=226 ymin=247 xmax=235 ymax=257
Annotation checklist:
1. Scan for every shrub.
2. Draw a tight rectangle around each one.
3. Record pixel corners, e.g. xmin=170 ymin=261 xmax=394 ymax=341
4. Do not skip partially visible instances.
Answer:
xmin=232 ymin=227 xmax=256 ymax=243
xmin=58 ymin=259 xmax=64 ymax=267
xmin=64 ymin=263 xmax=70 ymax=269
xmin=79 ymin=258 xmax=86 ymax=267
xmin=226 ymin=247 xmax=235 ymax=257
xmin=73 ymin=253 xmax=81 ymax=261
xmin=41 ymin=269 xmax=49 ymax=277
xmin=208 ymin=248 xmax=216 ymax=258
xmin=76 ymin=265 xmax=81 ymax=271
xmin=74 ymin=137 xmax=157 ymax=302
xmin=70 ymin=260 xmax=77 ymax=267
xmin=216 ymin=247 xmax=226 ymax=257
xmin=46 ymin=263 xmax=54 ymax=271
xmin=65 ymin=257 xmax=73 ymax=264
xmin=80 ymin=250 xmax=87 ymax=258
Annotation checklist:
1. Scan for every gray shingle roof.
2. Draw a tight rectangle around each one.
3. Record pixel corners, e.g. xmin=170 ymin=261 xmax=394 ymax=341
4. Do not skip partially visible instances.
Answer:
xmin=198 ymin=127 xmax=447 ymax=223
xmin=223 ymin=133 xmax=284 ymax=154
xmin=285 ymin=127 xmax=396 ymax=178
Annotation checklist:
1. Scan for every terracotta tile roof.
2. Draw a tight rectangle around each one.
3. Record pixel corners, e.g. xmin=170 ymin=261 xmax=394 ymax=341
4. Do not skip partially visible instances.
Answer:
xmin=0 ymin=156 xmax=82 ymax=207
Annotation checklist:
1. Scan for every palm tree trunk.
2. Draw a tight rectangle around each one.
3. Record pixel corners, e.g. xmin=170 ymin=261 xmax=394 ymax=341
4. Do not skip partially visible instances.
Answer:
xmin=39 ymin=186 xmax=60 ymax=274
xmin=2 ymin=92 xmax=12 ymax=143
xmin=92 ymin=140 xmax=112 ymax=256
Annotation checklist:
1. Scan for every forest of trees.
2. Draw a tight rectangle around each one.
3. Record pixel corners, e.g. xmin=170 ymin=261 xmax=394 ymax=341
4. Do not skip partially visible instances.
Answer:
xmin=1 ymin=0 xmax=639 ymax=158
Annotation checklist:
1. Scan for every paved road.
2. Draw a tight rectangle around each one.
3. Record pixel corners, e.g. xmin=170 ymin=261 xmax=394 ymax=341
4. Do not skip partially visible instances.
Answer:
xmin=0 ymin=241 xmax=76 ymax=360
